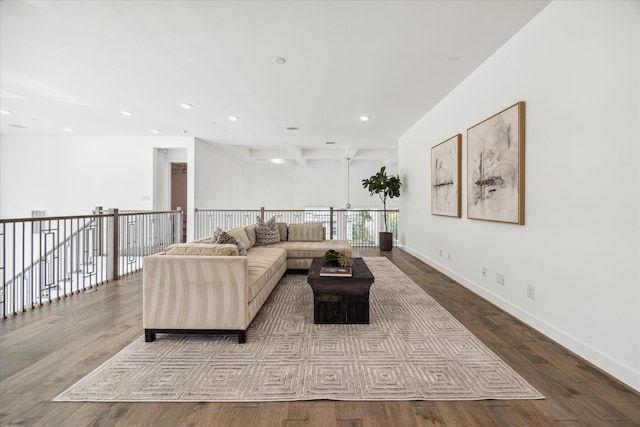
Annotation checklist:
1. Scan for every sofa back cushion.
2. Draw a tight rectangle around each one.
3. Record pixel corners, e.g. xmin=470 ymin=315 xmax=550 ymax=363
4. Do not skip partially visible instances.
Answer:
xmin=165 ymin=243 xmax=239 ymax=256
xmin=255 ymin=216 xmax=281 ymax=245
xmin=288 ymin=223 xmax=324 ymax=242
xmin=277 ymin=223 xmax=288 ymax=241
xmin=244 ymin=224 xmax=257 ymax=248
xmin=194 ymin=236 xmax=213 ymax=243
xmin=227 ymin=227 xmax=251 ymax=250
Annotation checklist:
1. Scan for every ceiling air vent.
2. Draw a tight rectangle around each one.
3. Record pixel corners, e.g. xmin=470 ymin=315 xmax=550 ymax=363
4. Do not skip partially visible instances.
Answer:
xmin=286 ymin=127 xmax=298 ymax=131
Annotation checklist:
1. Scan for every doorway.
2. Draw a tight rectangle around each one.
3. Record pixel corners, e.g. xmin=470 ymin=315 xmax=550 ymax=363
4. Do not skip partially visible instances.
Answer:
xmin=171 ymin=162 xmax=188 ymax=241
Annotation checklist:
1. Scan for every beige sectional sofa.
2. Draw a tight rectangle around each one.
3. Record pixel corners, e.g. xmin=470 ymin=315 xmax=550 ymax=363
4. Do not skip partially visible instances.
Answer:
xmin=143 ymin=222 xmax=351 ymax=343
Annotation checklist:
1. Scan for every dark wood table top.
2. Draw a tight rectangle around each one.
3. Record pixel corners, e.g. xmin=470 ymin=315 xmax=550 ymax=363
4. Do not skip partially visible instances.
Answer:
xmin=307 ymin=257 xmax=374 ymax=290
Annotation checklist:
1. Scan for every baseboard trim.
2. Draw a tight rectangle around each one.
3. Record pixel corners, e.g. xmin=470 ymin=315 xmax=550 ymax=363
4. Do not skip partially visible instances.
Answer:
xmin=397 ymin=243 xmax=640 ymax=393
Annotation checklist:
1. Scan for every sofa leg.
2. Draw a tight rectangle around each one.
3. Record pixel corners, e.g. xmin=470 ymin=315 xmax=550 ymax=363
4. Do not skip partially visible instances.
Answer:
xmin=239 ymin=330 xmax=247 ymax=343
xmin=145 ymin=329 xmax=156 ymax=342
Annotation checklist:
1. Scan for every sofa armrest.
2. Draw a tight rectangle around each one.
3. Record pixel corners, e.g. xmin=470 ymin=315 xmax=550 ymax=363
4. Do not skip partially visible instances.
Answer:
xmin=143 ymin=254 xmax=250 ymax=330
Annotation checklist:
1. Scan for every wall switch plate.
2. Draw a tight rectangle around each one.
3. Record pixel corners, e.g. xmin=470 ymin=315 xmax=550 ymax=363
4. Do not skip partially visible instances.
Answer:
xmin=482 ymin=267 xmax=487 ymax=277
xmin=527 ymin=285 xmax=535 ymax=299
xmin=496 ymin=273 xmax=505 ymax=285
xmin=447 ymin=253 xmax=451 ymax=261
xmin=439 ymin=249 xmax=443 ymax=257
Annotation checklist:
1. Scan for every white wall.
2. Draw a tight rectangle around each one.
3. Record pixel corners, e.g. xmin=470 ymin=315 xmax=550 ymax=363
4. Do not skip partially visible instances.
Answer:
xmin=399 ymin=0 xmax=639 ymax=391
xmin=193 ymin=140 xmax=398 ymax=210
xmin=0 ymin=135 xmax=195 ymax=218
xmin=194 ymin=140 xmax=295 ymax=209
xmin=293 ymin=164 xmax=400 ymax=210
xmin=0 ymin=133 xmax=395 ymax=225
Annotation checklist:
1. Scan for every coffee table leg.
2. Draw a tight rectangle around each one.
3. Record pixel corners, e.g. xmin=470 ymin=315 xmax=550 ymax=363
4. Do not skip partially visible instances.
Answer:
xmin=313 ymin=292 xmax=370 ymax=324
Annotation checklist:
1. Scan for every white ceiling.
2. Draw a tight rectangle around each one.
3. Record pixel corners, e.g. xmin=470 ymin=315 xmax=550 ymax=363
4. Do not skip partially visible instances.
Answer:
xmin=0 ymin=0 xmax=549 ymax=167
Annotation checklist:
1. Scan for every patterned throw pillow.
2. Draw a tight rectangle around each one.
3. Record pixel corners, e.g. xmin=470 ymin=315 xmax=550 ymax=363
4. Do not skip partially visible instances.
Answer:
xmin=255 ymin=216 xmax=281 ymax=245
xmin=213 ymin=227 xmax=247 ymax=256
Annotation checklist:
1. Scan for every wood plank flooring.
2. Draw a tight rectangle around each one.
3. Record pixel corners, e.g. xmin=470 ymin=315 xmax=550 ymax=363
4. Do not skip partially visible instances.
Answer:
xmin=1 ymin=249 xmax=638 ymax=426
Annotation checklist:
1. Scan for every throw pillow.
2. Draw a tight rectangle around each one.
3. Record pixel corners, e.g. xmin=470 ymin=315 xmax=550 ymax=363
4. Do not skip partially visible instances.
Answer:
xmin=212 ymin=227 xmax=223 ymax=243
xmin=227 ymin=227 xmax=251 ymax=249
xmin=213 ymin=227 xmax=247 ymax=256
xmin=165 ymin=243 xmax=239 ymax=256
xmin=255 ymin=216 xmax=281 ymax=245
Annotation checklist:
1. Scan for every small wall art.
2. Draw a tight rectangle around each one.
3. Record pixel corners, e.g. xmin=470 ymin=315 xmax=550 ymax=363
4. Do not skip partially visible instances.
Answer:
xmin=431 ymin=134 xmax=462 ymax=217
xmin=467 ymin=101 xmax=525 ymax=224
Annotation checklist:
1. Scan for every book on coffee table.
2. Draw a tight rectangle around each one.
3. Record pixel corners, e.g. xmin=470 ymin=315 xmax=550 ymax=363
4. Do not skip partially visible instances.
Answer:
xmin=319 ymin=266 xmax=353 ymax=277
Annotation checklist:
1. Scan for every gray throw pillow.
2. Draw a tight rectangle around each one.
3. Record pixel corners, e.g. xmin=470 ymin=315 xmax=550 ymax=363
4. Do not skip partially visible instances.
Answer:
xmin=255 ymin=216 xmax=281 ymax=245
xmin=213 ymin=227 xmax=247 ymax=256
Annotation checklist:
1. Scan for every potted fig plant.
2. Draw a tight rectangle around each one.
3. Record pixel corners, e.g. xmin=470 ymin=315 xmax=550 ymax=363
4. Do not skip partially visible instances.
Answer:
xmin=362 ymin=166 xmax=402 ymax=251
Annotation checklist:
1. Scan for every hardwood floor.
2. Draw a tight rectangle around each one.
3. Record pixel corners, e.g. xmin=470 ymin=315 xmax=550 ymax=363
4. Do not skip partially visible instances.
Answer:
xmin=1 ymin=249 xmax=638 ymax=426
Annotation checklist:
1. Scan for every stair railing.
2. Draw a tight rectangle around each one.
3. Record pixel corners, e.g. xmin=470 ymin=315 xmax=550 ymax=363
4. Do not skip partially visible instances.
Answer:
xmin=1 ymin=208 xmax=183 ymax=318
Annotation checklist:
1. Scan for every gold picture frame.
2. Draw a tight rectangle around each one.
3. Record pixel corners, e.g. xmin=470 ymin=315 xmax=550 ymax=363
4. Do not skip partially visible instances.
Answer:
xmin=467 ymin=102 xmax=525 ymax=224
xmin=431 ymin=134 xmax=462 ymax=217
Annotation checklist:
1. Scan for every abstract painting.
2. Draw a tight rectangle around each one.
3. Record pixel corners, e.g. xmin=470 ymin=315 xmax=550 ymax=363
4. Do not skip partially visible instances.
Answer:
xmin=467 ymin=102 xmax=525 ymax=224
xmin=431 ymin=134 xmax=461 ymax=217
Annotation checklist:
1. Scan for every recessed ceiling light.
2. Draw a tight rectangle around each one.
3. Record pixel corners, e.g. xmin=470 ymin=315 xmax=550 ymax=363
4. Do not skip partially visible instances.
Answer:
xmin=180 ymin=103 xmax=192 ymax=109
xmin=0 ymin=110 xmax=11 ymax=115
xmin=360 ymin=116 xmax=369 ymax=122
xmin=64 ymin=128 xmax=73 ymax=132
xmin=273 ymin=57 xmax=286 ymax=65
xmin=121 ymin=111 xmax=133 ymax=116
xmin=229 ymin=116 xmax=239 ymax=121
xmin=151 ymin=129 xmax=161 ymax=134
xmin=270 ymin=158 xmax=286 ymax=164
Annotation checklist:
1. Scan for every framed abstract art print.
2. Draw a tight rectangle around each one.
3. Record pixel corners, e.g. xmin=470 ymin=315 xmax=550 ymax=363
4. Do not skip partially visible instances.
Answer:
xmin=431 ymin=134 xmax=462 ymax=217
xmin=467 ymin=102 xmax=525 ymax=224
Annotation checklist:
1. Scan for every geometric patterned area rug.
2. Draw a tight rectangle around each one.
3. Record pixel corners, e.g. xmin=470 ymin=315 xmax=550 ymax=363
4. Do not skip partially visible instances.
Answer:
xmin=54 ymin=257 xmax=544 ymax=402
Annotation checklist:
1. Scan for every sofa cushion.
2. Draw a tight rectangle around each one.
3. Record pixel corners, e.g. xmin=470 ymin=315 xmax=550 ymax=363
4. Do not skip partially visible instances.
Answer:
xmin=213 ymin=227 xmax=247 ymax=256
xmin=245 ymin=247 xmax=287 ymax=302
xmin=164 ymin=243 xmax=239 ymax=256
xmin=277 ymin=222 xmax=288 ymax=241
xmin=287 ymin=223 xmax=324 ymax=241
xmin=227 ymin=227 xmax=251 ymax=250
xmin=269 ymin=240 xmax=351 ymax=259
xmin=244 ymin=224 xmax=257 ymax=248
xmin=194 ymin=236 xmax=213 ymax=243
xmin=255 ymin=216 xmax=281 ymax=245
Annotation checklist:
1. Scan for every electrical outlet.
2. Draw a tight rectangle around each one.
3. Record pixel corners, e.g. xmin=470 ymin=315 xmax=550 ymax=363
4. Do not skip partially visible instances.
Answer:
xmin=482 ymin=267 xmax=487 ymax=277
xmin=527 ymin=285 xmax=535 ymax=300
xmin=439 ymin=249 xmax=443 ymax=257
xmin=447 ymin=253 xmax=451 ymax=261
xmin=496 ymin=273 xmax=505 ymax=285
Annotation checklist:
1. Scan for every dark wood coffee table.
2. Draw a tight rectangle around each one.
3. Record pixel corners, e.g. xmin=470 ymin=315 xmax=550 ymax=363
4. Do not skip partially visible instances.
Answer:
xmin=307 ymin=257 xmax=375 ymax=324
